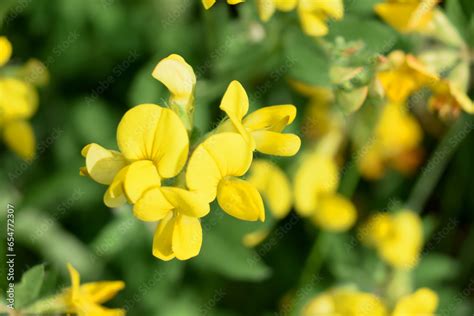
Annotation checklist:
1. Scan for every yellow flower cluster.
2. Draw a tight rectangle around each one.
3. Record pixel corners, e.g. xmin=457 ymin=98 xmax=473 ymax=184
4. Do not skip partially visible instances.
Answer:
xmin=81 ymin=54 xmax=300 ymax=261
xmin=303 ymin=287 xmax=438 ymax=316
xmin=0 ymin=36 xmax=43 ymax=160
xmin=360 ymin=210 xmax=423 ymax=269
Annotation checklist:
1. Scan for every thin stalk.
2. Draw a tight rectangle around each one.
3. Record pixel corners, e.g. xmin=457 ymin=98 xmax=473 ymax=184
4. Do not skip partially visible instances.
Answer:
xmin=406 ymin=115 xmax=473 ymax=213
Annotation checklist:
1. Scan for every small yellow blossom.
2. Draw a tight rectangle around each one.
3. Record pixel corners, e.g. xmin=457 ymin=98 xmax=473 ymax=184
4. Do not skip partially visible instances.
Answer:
xmin=294 ymin=144 xmax=357 ymax=232
xmin=0 ymin=37 xmax=41 ymax=161
xmin=392 ymin=288 xmax=438 ymax=316
xmin=358 ymin=102 xmax=423 ymax=179
xmin=247 ymin=159 xmax=292 ymax=219
xmin=303 ymin=289 xmax=387 ymax=316
xmin=63 ymin=264 xmax=125 ymax=316
xmin=377 ymin=50 xmax=438 ymax=102
xmin=360 ymin=210 xmax=423 ymax=269
xmin=375 ymin=0 xmax=439 ymax=33
xmin=217 ymin=80 xmax=301 ymax=156
xmin=202 ymin=0 xmax=244 ymax=10
xmin=0 ymin=36 xmax=12 ymax=67
xmin=152 ymin=54 xmax=196 ymax=131
xmin=186 ymin=132 xmax=265 ymax=222
xmin=258 ymin=0 xmax=344 ymax=37
xmin=429 ymin=79 xmax=474 ymax=119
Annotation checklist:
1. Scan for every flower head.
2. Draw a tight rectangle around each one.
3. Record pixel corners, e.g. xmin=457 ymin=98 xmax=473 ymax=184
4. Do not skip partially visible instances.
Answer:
xmin=0 ymin=37 xmax=41 ymax=161
xmin=392 ymin=288 xmax=438 ymax=316
xmin=377 ymin=50 xmax=438 ymax=102
xmin=258 ymin=0 xmax=344 ymax=37
xmin=202 ymin=0 xmax=244 ymax=10
xmin=360 ymin=210 xmax=423 ymax=269
xmin=217 ymin=80 xmax=301 ymax=157
xmin=64 ymin=264 xmax=125 ymax=316
xmin=375 ymin=0 xmax=439 ymax=33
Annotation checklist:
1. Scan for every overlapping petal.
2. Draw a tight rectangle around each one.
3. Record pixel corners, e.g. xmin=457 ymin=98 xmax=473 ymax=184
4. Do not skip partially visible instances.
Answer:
xmin=117 ymin=104 xmax=189 ymax=178
xmin=81 ymin=143 xmax=128 ymax=185
xmin=123 ymin=160 xmax=161 ymax=204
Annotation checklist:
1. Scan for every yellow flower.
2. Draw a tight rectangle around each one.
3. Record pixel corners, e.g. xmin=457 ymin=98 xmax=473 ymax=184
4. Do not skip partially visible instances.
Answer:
xmin=0 ymin=36 xmax=12 ymax=67
xmin=303 ymin=289 xmax=387 ymax=316
xmin=358 ymin=102 xmax=423 ymax=180
xmin=294 ymin=150 xmax=356 ymax=232
xmin=152 ymin=54 xmax=196 ymax=131
xmin=186 ymin=132 xmax=265 ymax=222
xmin=81 ymin=103 xmax=189 ymax=208
xmin=392 ymin=288 xmax=438 ymax=316
xmin=429 ymin=79 xmax=474 ymax=119
xmin=0 ymin=78 xmax=38 ymax=161
xmin=375 ymin=0 xmax=439 ymax=33
xmin=247 ymin=159 xmax=292 ymax=219
xmin=258 ymin=0 xmax=344 ymax=37
xmin=377 ymin=50 xmax=438 ymax=102
xmin=64 ymin=264 xmax=125 ymax=316
xmin=134 ymin=187 xmax=209 ymax=260
xmin=202 ymin=0 xmax=244 ymax=10
xmin=217 ymin=80 xmax=301 ymax=157
xmin=360 ymin=210 xmax=423 ymax=269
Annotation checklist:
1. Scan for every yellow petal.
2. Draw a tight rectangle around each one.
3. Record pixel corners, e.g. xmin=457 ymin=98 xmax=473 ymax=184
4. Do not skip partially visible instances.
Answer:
xmin=152 ymin=212 xmax=176 ymax=261
xmin=103 ymin=167 xmax=128 ymax=208
xmin=161 ymin=187 xmax=210 ymax=218
xmin=202 ymin=0 xmax=216 ymax=9
xmin=294 ymin=153 xmax=339 ymax=216
xmin=243 ymin=228 xmax=270 ymax=247
xmin=186 ymin=133 xmax=253 ymax=202
xmin=243 ymin=105 xmax=297 ymax=132
xmin=274 ymin=0 xmax=297 ymax=11
xmin=257 ymin=0 xmax=276 ymax=21
xmin=312 ymin=194 xmax=357 ymax=232
xmin=117 ymin=104 xmax=189 ymax=178
xmin=0 ymin=78 xmax=38 ymax=123
xmin=133 ymin=187 xmax=173 ymax=222
xmin=82 ymin=143 xmax=128 ymax=185
xmin=393 ymin=288 xmax=438 ymax=316
xmin=79 ymin=281 xmax=125 ymax=304
xmin=217 ymin=177 xmax=265 ymax=222
xmin=448 ymin=82 xmax=474 ymax=114
xmin=123 ymin=160 xmax=161 ymax=204
xmin=248 ymin=159 xmax=292 ymax=219
xmin=172 ymin=214 xmax=202 ymax=260
xmin=227 ymin=0 xmax=244 ymax=5
xmin=67 ymin=263 xmax=81 ymax=299
xmin=316 ymin=0 xmax=344 ymax=20
xmin=0 ymin=36 xmax=12 ymax=67
xmin=251 ymin=130 xmax=301 ymax=156
xmin=298 ymin=10 xmax=329 ymax=37
xmin=152 ymin=54 xmax=196 ymax=108
xmin=3 ymin=120 xmax=35 ymax=160
xmin=219 ymin=81 xmax=254 ymax=146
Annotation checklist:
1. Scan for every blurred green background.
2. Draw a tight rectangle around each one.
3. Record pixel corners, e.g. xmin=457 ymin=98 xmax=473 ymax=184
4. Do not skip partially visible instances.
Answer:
xmin=1 ymin=0 xmax=474 ymax=315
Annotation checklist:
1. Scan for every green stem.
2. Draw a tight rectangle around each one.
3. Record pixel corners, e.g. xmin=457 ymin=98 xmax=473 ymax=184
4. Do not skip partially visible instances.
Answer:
xmin=406 ymin=115 xmax=473 ymax=212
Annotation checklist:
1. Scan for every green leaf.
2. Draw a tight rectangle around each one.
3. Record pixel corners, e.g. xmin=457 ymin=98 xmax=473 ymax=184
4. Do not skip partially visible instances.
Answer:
xmin=414 ymin=254 xmax=459 ymax=287
xmin=15 ymin=264 xmax=45 ymax=309
xmin=283 ymin=26 xmax=331 ymax=87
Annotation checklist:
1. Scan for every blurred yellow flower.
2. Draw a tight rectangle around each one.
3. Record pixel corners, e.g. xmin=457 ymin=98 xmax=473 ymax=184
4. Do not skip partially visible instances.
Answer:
xmin=217 ymin=80 xmax=301 ymax=156
xmin=258 ymin=0 xmax=344 ymax=37
xmin=294 ymin=146 xmax=356 ymax=232
xmin=152 ymin=54 xmax=196 ymax=131
xmin=0 ymin=36 xmax=12 ymax=67
xmin=429 ymin=79 xmax=474 ymax=119
xmin=63 ymin=263 xmax=125 ymax=316
xmin=247 ymin=159 xmax=292 ymax=219
xmin=360 ymin=210 xmax=423 ymax=269
xmin=81 ymin=104 xmax=189 ymax=208
xmin=186 ymin=132 xmax=265 ymax=222
xmin=303 ymin=289 xmax=387 ymax=316
xmin=358 ymin=102 xmax=423 ymax=180
xmin=375 ymin=0 xmax=438 ymax=33
xmin=377 ymin=50 xmax=438 ymax=102
xmin=392 ymin=288 xmax=438 ymax=316
xmin=0 ymin=37 xmax=40 ymax=161
xmin=202 ymin=0 xmax=244 ymax=10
